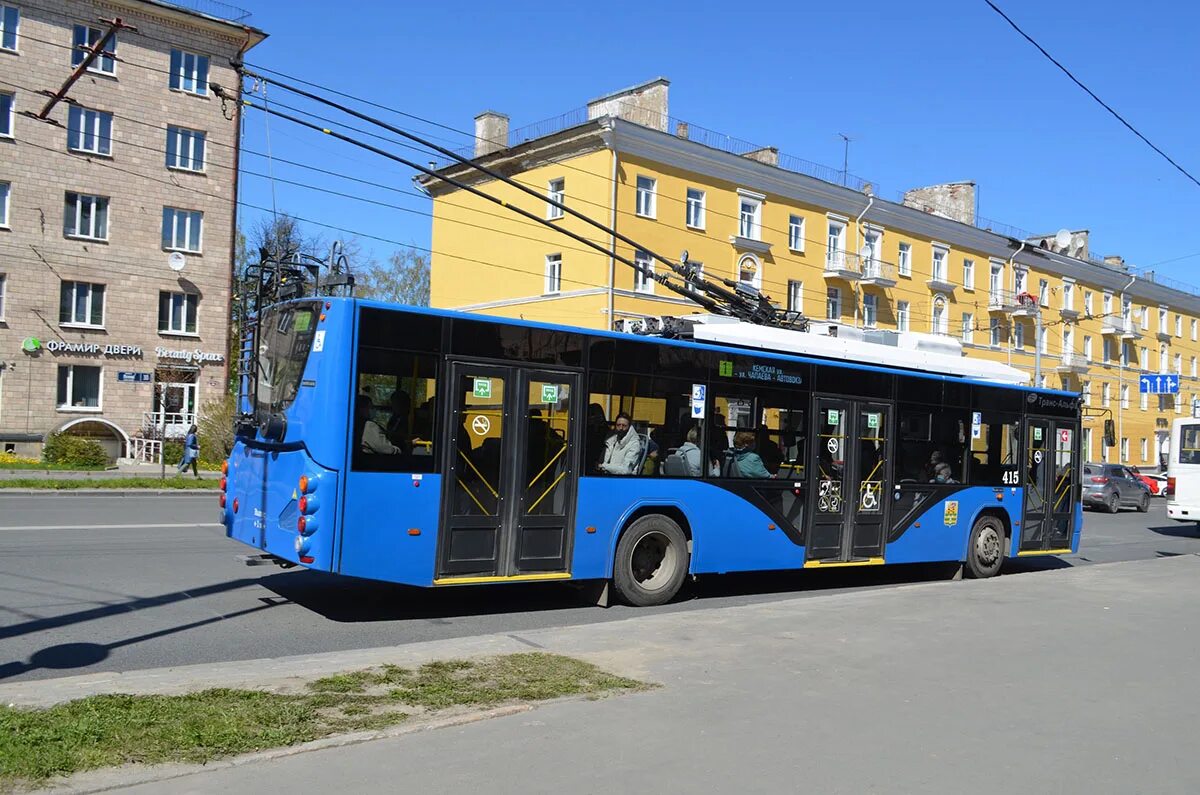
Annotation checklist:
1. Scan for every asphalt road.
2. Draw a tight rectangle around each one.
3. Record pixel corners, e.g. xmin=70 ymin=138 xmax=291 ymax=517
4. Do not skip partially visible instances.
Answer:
xmin=1 ymin=493 xmax=1197 ymax=683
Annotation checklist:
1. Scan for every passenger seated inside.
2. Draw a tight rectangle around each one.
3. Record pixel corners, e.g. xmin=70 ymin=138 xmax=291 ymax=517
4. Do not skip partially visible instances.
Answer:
xmin=665 ymin=427 xmax=704 ymax=477
xmin=384 ymin=389 xmax=413 ymax=454
xmin=723 ymin=431 xmax=773 ymax=479
xmin=356 ymin=394 xmax=401 ymax=454
xmin=600 ymin=411 xmax=642 ymax=475
xmin=931 ymin=462 xmax=958 ymax=484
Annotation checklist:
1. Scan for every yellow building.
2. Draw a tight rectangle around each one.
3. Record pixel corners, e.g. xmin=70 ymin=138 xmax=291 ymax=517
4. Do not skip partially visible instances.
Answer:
xmin=422 ymin=78 xmax=1200 ymax=468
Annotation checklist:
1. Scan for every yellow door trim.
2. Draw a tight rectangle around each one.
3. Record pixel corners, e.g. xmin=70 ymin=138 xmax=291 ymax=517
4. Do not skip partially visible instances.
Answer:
xmin=1016 ymin=548 xmax=1073 ymax=557
xmin=433 ymin=572 xmax=572 ymax=585
xmin=804 ymin=557 xmax=885 ymax=569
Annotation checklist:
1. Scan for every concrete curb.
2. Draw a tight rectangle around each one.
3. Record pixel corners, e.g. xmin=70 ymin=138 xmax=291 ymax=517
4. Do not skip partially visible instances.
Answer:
xmin=43 ymin=704 xmax=535 ymax=794
xmin=0 ymin=489 xmax=216 ymax=496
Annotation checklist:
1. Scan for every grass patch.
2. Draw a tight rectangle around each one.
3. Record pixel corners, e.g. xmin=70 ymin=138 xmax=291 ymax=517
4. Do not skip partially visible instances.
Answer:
xmin=0 ymin=477 xmax=219 ymax=490
xmin=0 ymin=653 xmax=645 ymax=788
xmin=0 ymin=462 xmax=108 ymax=472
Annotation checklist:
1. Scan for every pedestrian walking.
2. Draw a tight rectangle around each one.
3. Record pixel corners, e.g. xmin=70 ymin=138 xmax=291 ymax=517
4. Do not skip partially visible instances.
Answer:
xmin=177 ymin=424 xmax=200 ymax=477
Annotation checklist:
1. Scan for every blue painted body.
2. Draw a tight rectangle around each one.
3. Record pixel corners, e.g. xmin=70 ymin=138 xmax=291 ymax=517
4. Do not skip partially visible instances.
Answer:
xmin=222 ymin=296 xmax=1083 ymax=586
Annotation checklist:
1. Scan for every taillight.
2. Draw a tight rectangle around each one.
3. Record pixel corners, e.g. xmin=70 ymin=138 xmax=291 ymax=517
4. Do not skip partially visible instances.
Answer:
xmin=233 ymin=498 xmax=239 ymax=513
xmin=219 ymin=477 xmax=227 ymax=492
xmin=1168 ymin=476 xmax=1176 ymax=492
xmin=219 ymin=493 xmax=226 ymax=508
xmin=298 ymin=495 xmax=307 ymax=513
xmin=1090 ymin=476 xmax=1109 ymax=484
xmin=297 ymin=516 xmax=307 ymax=533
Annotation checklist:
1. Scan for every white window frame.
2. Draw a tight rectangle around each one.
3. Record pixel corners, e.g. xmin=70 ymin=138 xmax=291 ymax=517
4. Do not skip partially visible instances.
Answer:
xmin=633 ymin=249 xmax=654 ymax=294
xmin=1014 ymin=267 xmax=1027 ymax=296
xmin=786 ymin=280 xmax=803 ymax=313
xmin=1160 ymin=343 xmax=1168 ymax=373
xmin=1140 ymin=390 xmax=1148 ymax=411
xmin=0 ymin=271 xmax=6 ymax=321
xmin=543 ymin=253 xmax=562 ymax=295
xmin=56 ymin=364 xmax=103 ymax=412
xmin=961 ymin=311 xmax=973 ymax=344
xmin=863 ymin=293 xmax=878 ymax=328
xmin=736 ymin=254 xmax=762 ymax=290
xmin=931 ymin=247 xmax=948 ymax=282
xmin=1140 ymin=347 xmax=1149 ymax=370
xmin=826 ymin=220 xmax=846 ymax=267
xmin=1141 ymin=438 xmax=1149 ymax=463
xmin=1038 ymin=279 xmax=1049 ymax=307
xmin=1083 ymin=335 xmax=1092 ymax=361
xmin=0 ymin=90 xmax=13 ymax=139
xmin=1192 ymin=319 xmax=1198 ymax=341
xmin=1039 ymin=325 xmax=1048 ymax=354
xmin=1103 ymin=292 xmax=1113 ymax=317
xmin=67 ymin=105 xmax=112 ymax=156
xmin=1014 ymin=321 xmax=1025 ymax=350
xmin=738 ymin=194 xmax=763 ymax=241
xmin=1082 ymin=381 xmax=1091 ymax=407
xmin=1159 ymin=306 xmax=1168 ymax=331
xmin=897 ymin=300 xmax=910 ymax=333
xmin=72 ymin=25 xmax=115 ymax=76
xmin=161 ymin=207 xmax=203 ymax=253
xmin=1176 ymin=314 xmax=1183 ymax=337
xmin=1120 ymin=437 xmax=1129 ymax=462
xmin=0 ymin=180 xmax=8 ymax=228
xmin=989 ymin=317 xmax=1002 ymax=347
xmin=635 ymin=176 xmax=656 ymax=219
xmin=962 ymin=259 xmax=974 ymax=290
xmin=787 ymin=214 xmax=804 ymax=251
xmin=1175 ymin=353 xmax=1183 ymax=374
xmin=1120 ymin=384 xmax=1130 ymax=410
xmin=545 ymin=178 xmax=564 ymax=220
xmin=1085 ymin=291 xmax=1094 ymax=316
xmin=826 ymin=286 xmax=841 ymax=320
xmin=158 ymin=290 xmax=198 ymax=335
xmin=1062 ymin=280 xmax=1074 ymax=310
xmin=897 ymin=243 xmax=912 ymax=277
xmin=685 ymin=188 xmax=705 ymax=230
xmin=169 ymin=49 xmax=210 ymax=96
xmin=0 ymin=4 xmax=18 ymax=53
xmin=166 ymin=126 xmax=206 ymax=172
xmin=1192 ymin=357 xmax=1197 ymax=378
xmin=60 ymin=280 xmax=105 ymax=328
xmin=64 ymin=192 xmax=109 ymax=241
xmin=1102 ymin=383 xmax=1111 ymax=408
xmin=931 ymin=294 xmax=948 ymax=335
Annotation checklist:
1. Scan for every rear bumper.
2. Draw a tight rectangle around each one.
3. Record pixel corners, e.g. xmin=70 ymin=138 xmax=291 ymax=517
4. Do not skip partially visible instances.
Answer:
xmin=1167 ymin=502 xmax=1199 ymax=522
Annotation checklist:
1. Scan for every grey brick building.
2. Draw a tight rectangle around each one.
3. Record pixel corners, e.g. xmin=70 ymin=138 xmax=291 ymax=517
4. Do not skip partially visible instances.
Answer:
xmin=0 ymin=0 xmax=264 ymax=460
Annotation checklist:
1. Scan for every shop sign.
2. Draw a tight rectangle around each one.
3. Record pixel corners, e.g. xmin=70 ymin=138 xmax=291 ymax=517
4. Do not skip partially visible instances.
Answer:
xmin=155 ymin=346 xmax=225 ymax=365
xmin=43 ymin=340 xmax=143 ymax=357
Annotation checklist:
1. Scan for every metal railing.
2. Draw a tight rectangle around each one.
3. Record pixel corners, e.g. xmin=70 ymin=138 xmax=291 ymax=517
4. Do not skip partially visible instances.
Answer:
xmin=143 ymin=412 xmax=196 ymax=440
xmin=1101 ymin=317 xmax=1132 ymax=335
xmin=161 ymin=0 xmax=252 ymax=21
xmin=129 ymin=438 xmax=162 ymax=464
xmin=824 ymin=250 xmax=857 ymax=274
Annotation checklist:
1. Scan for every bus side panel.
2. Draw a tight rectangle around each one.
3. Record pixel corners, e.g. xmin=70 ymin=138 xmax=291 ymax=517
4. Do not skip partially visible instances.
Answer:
xmin=884 ymin=487 xmax=1018 ymax=564
xmin=337 ymin=472 xmax=441 ymax=586
xmin=572 ymin=478 xmax=808 ymax=579
xmin=1071 ymin=502 xmax=1083 ymax=553
xmin=280 ymin=302 xmax=354 ymax=471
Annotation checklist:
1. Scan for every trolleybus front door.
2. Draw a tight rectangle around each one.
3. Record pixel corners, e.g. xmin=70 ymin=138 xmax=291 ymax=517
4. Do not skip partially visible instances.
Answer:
xmin=1020 ymin=417 xmax=1078 ymax=553
xmin=439 ymin=363 xmax=578 ymax=579
xmin=807 ymin=397 xmax=892 ymax=565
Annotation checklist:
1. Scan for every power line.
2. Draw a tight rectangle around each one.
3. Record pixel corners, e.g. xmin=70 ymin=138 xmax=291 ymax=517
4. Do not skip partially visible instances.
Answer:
xmin=983 ymin=0 xmax=1200 ymax=189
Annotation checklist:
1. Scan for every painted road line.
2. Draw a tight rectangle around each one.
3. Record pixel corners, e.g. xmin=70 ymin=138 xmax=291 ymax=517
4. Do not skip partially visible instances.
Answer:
xmin=0 ymin=522 xmax=215 ymax=531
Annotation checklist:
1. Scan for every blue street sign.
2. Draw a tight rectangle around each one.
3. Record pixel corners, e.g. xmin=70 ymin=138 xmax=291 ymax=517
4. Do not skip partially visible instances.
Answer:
xmin=117 ymin=371 xmax=152 ymax=383
xmin=1138 ymin=374 xmax=1179 ymax=394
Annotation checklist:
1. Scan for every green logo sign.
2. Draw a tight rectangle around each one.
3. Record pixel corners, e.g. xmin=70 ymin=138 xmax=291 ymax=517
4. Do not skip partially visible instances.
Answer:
xmin=719 ymin=360 xmax=733 ymax=377
xmin=472 ymin=378 xmax=492 ymax=399
xmin=827 ymin=409 xmax=840 ymax=425
xmin=866 ymin=413 xmax=879 ymax=429
xmin=21 ymin=337 xmax=41 ymax=352
xmin=540 ymin=384 xmax=559 ymax=403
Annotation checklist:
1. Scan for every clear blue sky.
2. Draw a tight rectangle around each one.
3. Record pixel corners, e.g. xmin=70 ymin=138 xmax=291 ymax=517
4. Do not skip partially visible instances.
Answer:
xmin=235 ymin=0 xmax=1200 ymax=286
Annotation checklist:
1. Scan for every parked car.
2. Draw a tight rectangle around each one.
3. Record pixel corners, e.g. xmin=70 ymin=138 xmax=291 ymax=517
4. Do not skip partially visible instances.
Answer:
xmin=1127 ymin=466 xmax=1168 ymax=496
xmin=1082 ymin=463 xmax=1151 ymax=513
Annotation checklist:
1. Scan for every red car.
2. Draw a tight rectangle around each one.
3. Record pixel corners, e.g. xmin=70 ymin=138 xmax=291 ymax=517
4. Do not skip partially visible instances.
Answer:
xmin=1128 ymin=467 xmax=1164 ymax=495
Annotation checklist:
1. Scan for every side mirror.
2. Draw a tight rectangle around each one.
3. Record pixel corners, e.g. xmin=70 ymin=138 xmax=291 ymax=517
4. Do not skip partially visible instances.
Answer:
xmin=1103 ymin=419 xmax=1116 ymax=449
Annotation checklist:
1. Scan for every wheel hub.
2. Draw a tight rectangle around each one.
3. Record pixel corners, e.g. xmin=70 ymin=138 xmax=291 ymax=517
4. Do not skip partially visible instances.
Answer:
xmin=630 ymin=532 xmax=677 ymax=591
xmin=976 ymin=526 xmax=1001 ymax=566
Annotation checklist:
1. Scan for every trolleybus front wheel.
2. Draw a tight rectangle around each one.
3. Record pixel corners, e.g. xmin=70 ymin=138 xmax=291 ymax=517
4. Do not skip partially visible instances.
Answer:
xmin=612 ymin=515 xmax=689 ymax=606
xmin=965 ymin=515 xmax=1004 ymax=579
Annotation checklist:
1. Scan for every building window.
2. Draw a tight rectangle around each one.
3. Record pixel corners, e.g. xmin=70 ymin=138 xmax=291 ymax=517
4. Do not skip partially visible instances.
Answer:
xmin=1176 ymin=393 xmax=1184 ymax=414
xmin=989 ymin=262 xmax=1003 ymax=297
xmin=633 ymin=249 xmax=653 ymax=294
xmin=0 ymin=4 xmax=18 ymax=52
xmin=0 ymin=91 xmax=12 ymax=138
xmin=1014 ymin=321 xmax=1025 ymax=350
xmin=1120 ymin=384 xmax=1130 ymax=410
xmin=60 ymin=280 xmax=105 ymax=327
xmin=1062 ymin=281 xmax=1074 ymax=310
xmin=863 ymin=293 xmax=877 ymax=328
xmin=1120 ymin=437 xmax=1129 ymax=462
xmin=989 ymin=317 xmax=1002 ymax=346
xmin=890 ymin=300 xmax=908 ymax=333
xmin=72 ymin=25 xmax=116 ymax=74
xmin=1175 ymin=353 xmax=1183 ymax=374
xmin=738 ymin=197 xmax=762 ymax=240
xmin=685 ymin=188 xmax=705 ymax=229
xmin=1140 ymin=390 xmax=1148 ymax=411
xmin=57 ymin=364 xmax=101 ymax=410
xmin=826 ymin=287 xmax=841 ymax=320
xmin=63 ymin=192 xmax=109 ymax=241
xmin=1192 ymin=319 xmax=1198 ymax=341
xmin=1084 ymin=291 xmax=1093 ymax=316
xmin=0 ymin=272 xmax=5 ymax=320
xmin=1160 ymin=343 xmax=1168 ymax=373
xmin=786 ymin=280 xmax=803 ymax=313
xmin=961 ymin=312 xmax=974 ymax=344
xmin=1176 ymin=314 xmax=1183 ymax=337
xmin=67 ymin=106 xmax=112 ymax=156
xmin=543 ymin=253 xmax=561 ymax=294
xmin=736 ymin=254 xmax=761 ymax=289
xmin=897 ymin=243 xmax=912 ymax=276
xmin=826 ymin=221 xmax=846 ymax=267
xmin=931 ymin=295 xmax=948 ymax=335
xmin=545 ymin=178 xmax=564 ymax=219
xmin=162 ymin=207 xmax=202 ymax=252
xmin=1039 ymin=326 xmax=1047 ymax=354
xmin=1140 ymin=347 xmax=1149 ymax=370
xmin=1192 ymin=357 xmax=1197 ymax=378
xmin=788 ymin=214 xmax=804 ymax=251
xmin=932 ymin=248 xmax=947 ymax=282
xmin=1081 ymin=381 xmax=1091 ymax=406
xmin=158 ymin=291 xmax=198 ymax=334
xmin=0 ymin=181 xmax=8 ymax=227
xmin=1038 ymin=279 xmax=1049 ymax=306
xmin=1062 ymin=328 xmax=1072 ymax=355
xmin=1141 ymin=438 xmax=1149 ymax=463
xmin=1102 ymin=383 xmax=1110 ymax=408
xmin=962 ymin=259 xmax=974 ymax=290
xmin=169 ymin=49 xmax=210 ymax=95
xmin=166 ymin=126 xmax=206 ymax=171
xmin=635 ymin=176 xmax=656 ymax=218
xmin=1159 ymin=306 xmax=1168 ymax=331
xmin=1083 ymin=335 xmax=1092 ymax=361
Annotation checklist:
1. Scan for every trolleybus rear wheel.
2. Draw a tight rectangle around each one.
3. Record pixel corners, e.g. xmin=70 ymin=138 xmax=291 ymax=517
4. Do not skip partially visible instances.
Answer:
xmin=965 ymin=515 xmax=1004 ymax=579
xmin=612 ymin=515 xmax=689 ymax=607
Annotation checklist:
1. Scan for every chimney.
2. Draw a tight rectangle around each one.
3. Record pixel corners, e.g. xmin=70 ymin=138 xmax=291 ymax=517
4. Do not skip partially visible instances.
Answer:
xmin=902 ymin=181 xmax=976 ymax=225
xmin=474 ymin=111 xmax=509 ymax=158
xmin=742 ymin=146 xmax=779 ymax=167
xmin=1104 ymin=255 xmax=1126 ymax=270
xmin=587 ymin=78 xmax=670 ymax=132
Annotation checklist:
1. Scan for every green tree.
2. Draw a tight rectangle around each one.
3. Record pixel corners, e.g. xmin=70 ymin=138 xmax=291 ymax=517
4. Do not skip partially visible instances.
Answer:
xmin=356 ymin=247 xmax=431 ymax=306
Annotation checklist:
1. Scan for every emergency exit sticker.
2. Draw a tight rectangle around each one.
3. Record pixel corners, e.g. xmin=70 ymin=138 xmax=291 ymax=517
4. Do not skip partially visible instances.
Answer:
xmin=866 ymin=413 xmax=879 ymax=429
xmin=473 ymin=378 xmax=492 ymax=399
xmin=1033 ymin=427 xmax=1043 ymax=441
xmin=827 ymin=409 xmax=840 ymax=425
xmin=541 ymin=384 xmax=559 ymax=403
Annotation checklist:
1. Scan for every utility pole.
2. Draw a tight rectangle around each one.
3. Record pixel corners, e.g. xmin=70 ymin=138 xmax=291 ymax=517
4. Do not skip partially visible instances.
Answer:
xmin=837 ymin=133 xmax=852 ymax=186
xmin=36 ymin=17 xmax=136 ymax=119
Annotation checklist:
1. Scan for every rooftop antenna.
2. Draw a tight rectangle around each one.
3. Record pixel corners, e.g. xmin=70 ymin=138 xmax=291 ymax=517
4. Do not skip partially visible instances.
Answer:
xmin=837 ymin=133 xmax=853 ymax=186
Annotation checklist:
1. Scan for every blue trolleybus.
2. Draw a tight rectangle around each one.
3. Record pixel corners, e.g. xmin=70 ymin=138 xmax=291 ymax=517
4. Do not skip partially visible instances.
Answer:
xmin=220 ymin=298 xmax=1083 ymax=606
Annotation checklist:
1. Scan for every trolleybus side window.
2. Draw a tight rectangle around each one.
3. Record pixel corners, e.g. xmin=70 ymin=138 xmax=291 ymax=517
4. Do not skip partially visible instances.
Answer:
xmin=966 ymin=411 xmax=1020 ymax=485
xmin=894 ymin=408 xmax=968 ymax=484
xmin=711 ymin=387 xmax=807 ymax=480
xmin=587 ymin=370 xmax=701 ymax=477
xmin=353 ymin=348 xmax=439 ymax=473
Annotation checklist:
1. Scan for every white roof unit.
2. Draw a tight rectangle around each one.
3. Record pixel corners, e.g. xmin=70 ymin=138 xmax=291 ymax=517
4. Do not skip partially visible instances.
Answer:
xmin=680 ymin=317 xmax=1030 ymax=386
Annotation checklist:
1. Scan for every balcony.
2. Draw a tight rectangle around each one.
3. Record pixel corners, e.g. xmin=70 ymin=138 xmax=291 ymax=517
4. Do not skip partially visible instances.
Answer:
xmin=925 ymin=272 xmax=956 ymax=293
xmin=988 ymin=289 xmax=1020 ymax=313
xmin=1060 ymin=306 xmax=1080 ymax=320
xmin=1008 ymin=292 xmax=1040 ymax=317
xmin=860 ymin=257 xmax=897 ymax=288
xmin=1056 ymin=354 xmax=1090 ymax=374
xmin=1156 ymin=328 xmax=1172 ymax=342
xmin=1102 ymin=317 xmax=1137 ymax=337
xmin=823 ymin=250 xmax=861 ymax=281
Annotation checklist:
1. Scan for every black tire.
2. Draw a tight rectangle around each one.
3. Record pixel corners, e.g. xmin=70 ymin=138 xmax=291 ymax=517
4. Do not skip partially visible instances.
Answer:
xmin=965 ymin=514 xmax=1005 ymax=579
xmin=612 ymin=514 xmax=689 ymax=607
xmin=1137 ymin=493 xmax=1150 ymax=513
xmin=1106 ymin=493 xmax=1120 ymax=514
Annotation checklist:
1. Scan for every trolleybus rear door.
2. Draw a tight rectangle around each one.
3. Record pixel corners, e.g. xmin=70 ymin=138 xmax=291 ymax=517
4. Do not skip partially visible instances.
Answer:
xmin=807 ymin=397 xmax=892 ymax=565
xmin=1020 ymin=417 xmax=1077 ymax=553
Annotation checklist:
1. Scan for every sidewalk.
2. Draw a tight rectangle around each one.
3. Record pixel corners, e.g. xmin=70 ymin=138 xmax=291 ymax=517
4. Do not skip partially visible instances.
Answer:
xmin=12 ymin=554 xmax=1200 ymax=794
xmin=0 ymin=463 xmax=219 ymax=480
